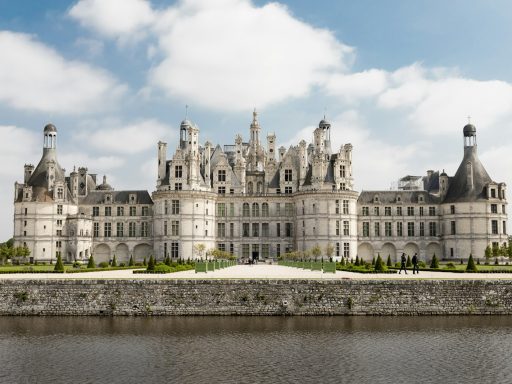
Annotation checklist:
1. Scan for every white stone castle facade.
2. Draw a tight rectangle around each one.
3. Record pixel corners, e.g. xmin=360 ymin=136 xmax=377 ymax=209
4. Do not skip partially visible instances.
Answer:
xmin=13 ymin=113 xmax=508 ymax=263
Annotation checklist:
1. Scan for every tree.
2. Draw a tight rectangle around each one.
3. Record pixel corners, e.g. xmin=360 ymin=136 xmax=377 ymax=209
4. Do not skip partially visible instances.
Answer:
xmin=485 ymin=245 xmax=492 ymax=263
xmin=406 ymin=255 xmax=412 ymax=268
xmin=147 ymin=255 xmax=156 ymax=271
xmin=54 ymin=253 xmax=64 ymax=272
xmin=143 ymin=256 xmax=147 ymax=266
xmin=374 ymin=254 xmax=386 ymax=272
xmin=128 ymin=255 xmax=134 ymax=266
xmin=194 ymin=243 xmax=206 ymax=261
xmin=386 ymin=255 xmax=392 ymax=267
xmin=430 ymin=254 xmax=439 ymax=269
xmin=111 ymin=254 xmax=117 ymax=267
xmin=164 ymin=256 xmax=171 ymax=266
xmin=466 ymin=254 xmax=477 ymax=272
xmin=492 ymin=243 xmax=500 ymax=257
xmin=87 ymin=255 xmax=96 ymax=268
xmin=355 ymin=255 xmax=360 ymax=266
xmin=508 ymin=242 xmax=512 ymax=258
xmin=0 ymin=244 xmax=13 ymax=263
xmin=311 ymin=245 xmax=322 ymax=261
xmin=325 ymin=243 xmax=334 ymax=262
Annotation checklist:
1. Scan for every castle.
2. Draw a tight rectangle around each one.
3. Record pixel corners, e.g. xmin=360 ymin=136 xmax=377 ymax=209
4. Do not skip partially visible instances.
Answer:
xmin=12 ymin=112 xmax=508 ymax=263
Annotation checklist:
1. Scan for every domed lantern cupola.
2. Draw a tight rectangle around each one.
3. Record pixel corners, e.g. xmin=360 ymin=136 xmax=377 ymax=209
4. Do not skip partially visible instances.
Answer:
xmin=463 ymin=118 xmax=477 ymax=147
xmin=43 ymin=123 xmax=57 ymax=151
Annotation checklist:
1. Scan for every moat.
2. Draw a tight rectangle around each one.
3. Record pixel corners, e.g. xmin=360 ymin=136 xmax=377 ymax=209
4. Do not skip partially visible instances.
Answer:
xmin=1 ymin=316 xmax=511 ymax=383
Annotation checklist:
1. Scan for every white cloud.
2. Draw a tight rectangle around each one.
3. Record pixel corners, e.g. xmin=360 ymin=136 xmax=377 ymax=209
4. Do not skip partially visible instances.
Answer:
xmin=0 ymin=31 xmax=126 ymax=114
xmin=59 ymin=152 xmax=125 ymax=173
xmin=77 ymin=118 xmax=175 ymax=154
xmin=74 ymin=37 xmax=105 ymax=56
xmin=325 ymin=69 xmax=389 ymax=103
xmin=69 ymin=0 xmax=156 ymax=40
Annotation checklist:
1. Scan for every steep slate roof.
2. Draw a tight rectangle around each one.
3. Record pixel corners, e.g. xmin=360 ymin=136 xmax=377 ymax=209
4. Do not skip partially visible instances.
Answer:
xmin=79 ymin=190 xmax=153 ymax=205
xmin=443 ymin=146 xmax=493 ymax=203
xmin=358 ymin=190 xmax=440 ymax=204
xmin=27 ymin=148 xmax=66 ymax=189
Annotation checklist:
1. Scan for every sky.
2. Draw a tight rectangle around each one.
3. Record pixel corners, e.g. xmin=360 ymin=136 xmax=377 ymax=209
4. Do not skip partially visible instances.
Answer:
xmin=1 ymin=0 xmax=512 ymax=241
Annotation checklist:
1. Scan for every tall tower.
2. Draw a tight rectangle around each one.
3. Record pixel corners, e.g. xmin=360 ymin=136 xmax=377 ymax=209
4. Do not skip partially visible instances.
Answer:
xmin=157 ymin=141 xmax=167 ymax=185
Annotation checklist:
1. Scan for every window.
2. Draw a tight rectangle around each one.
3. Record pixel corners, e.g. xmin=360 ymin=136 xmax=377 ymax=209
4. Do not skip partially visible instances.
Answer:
xmin=24 ymin=208 xmax=27 ymax=215
xmin=503 ymin=221 xmax=507 ymax=235
xmin=175 ymin=183 xmax=182 ymax=190
xmin=385 ymin=207 xmax=391 ymax=216
xmin=491 ymin=204 xmax=498 ymax=214
xmin=407 ymin=207 xmax=414 ymax=216
xmin=385 ymin=222 xmax=392 ymax=237
xmin=242 ymin=244 xmax=250 ymax=258
xmin=93 ymin=222 xmax=99 ymax=237
xmin=171 ymin=220 xmax=179 ymax=236
xmin=491 ymin=189 xmax=496 ymax=198
xmin=419 ymin=207 xmax=424 ymax=216
xmin=141 ymin=222 xmax=149 ymax=237
xmin=284 ymin=169 xmax=293 ymax=181
xmin=407 ymin=222 xmax=415 ymax=237
xmin=56 ymin=219 xmax=62 ymax=226
xmin=243 ymin=203 xmax=250 ymax=217
xmin=116 ymin=223 xmax=124 ymax=237
xmin=92 ymin=207 xmax=99 ymax=217
xmin=262 ymin=203 xmax=269 ymax=217
xmin=397 ymin=222 xmax=403 ymax=236
xmin=252 ymin=203 xmax=259 ymax=217
xmin=276 ymin=223 xmax=281 ymax=237
xmin=57 ymin=205 xmax=63 ymax=215
xmin=285 ymin=203 xmax=294 ymax=216
xmin=56 ymin=241 xmax=62 ymax=248
xmin=175 ymin=165 xmax=183 ymax=178
xmin=343 ymin=242 xmax=350 ymax=258
xmin=395 ymin=207 xmax=402 ymax=216
xmin=252 ymin=223 xmax=259 ymax=237
xmin=284 ymin=186 xmax=292 ymax=194
xmin=276 ymin=244 xmax=281 ymax=257
xmin=336 ymin=243 xmax=340 ymax=257
xmin=164 ymin=242 xmax=167 ymax=258
xmin=130 ymin=206 xmax=136 ymax=216
xmin=218 ymin=243 xmax=226 ymax=252
xmin=374 ymin=222 xmax=380 ymax=237
xmin=229 ymin=223 xmax=234 ymax=237
xmin=285 ymin=223 xmax=293 ymax=237
xmin=343 ymin=200 xmax=349 ymax=214
xmin=429 ymin=207 xmax=436 ymax=216
xmin=104 ymin=223 xmax=112 ymax=237
xmin=171 ymin=242 xmax=179 ymax=258
xmin=229 ymin=203 xmax=235 ymax=216
xmin=105 ymin=207 xmax=111 ymax=216
xmin=262 ymin=244 xmax=270 ymax=258
xmin=362 ymin=222 xmax=370 ymax=237
xmin=262 ymin=223 xmax=269 ymax=236
xmin=164 ymin=201 xmax=169 ymax=215
xmin=217 ymin=223 xmax=226 ymax=237
xmin=171 ymin=200 xmax=180 ymax=214
xmin=142 ymin=206 xmax=149 ymax=216
xmin=492 ymin=220 xmax=498 ymax=235
xmin=218 ymin=169 xmax=226 ymax=182
xmin=56 ymin=229 xmax=62 ymax=236
xmin=163 ymin=221 xmax=168 ymax=236
xmin=340 ymin=183 xmax=346 ymax=190
xmin=336 ymin=221 xmax=340 ymax=236
xmin=243 ymin=223 xmax=250 ymax=237
xmin=419 ymin=222 xmax=425 ymax=237
xmin=230 ymin=243 xmax=234 ymax=255
xmin=450 ymin=205 xmax=455 ymax=214
xmin=276 ymin=203 xmax=281 ymax=216
xmin=117 ymin=207 xmax=124 ymax=216
xmin=339 ymin=165 xmax=346 ymax=178
xmin=218 ymin=186 xmax=226 ymax=194
xmin=374 ymin=207 xmax=380 ymax=216
xmin=362 ymin=207 xmax=369 ymax=216
xmin=429 ymin=222 xmax=437 ymax=236
xmin=451 ymin=221 xmax=456 ymax=235
xmin=503 ymin=205 xmax=506 ymax=214
xmin=129 ymin=222 xmax=136 ymax=237
xmin=57 ymin=187 xmax=63 ymax=199
xmin=217 ymin=203 xmax=226 ymax=217
xmin=335 ymin=200 xmax=340 ymax=214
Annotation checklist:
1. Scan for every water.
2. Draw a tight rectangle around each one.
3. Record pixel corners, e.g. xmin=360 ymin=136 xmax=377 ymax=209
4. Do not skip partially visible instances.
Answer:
xmin=0 ymin=316 xmax=510 ymax=384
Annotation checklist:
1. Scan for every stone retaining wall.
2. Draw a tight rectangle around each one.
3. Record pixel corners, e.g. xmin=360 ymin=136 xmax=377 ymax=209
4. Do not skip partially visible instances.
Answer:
xmin=2 ymin=279 xmax=512 ymax=316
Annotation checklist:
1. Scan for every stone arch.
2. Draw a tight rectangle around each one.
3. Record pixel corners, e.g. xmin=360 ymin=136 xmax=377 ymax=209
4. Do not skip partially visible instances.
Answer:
xmin=115 ymin=243 xmax=129 ymax=263
xmin=404 ymin=242 xmax=420 ymax=258
xmin=426 ymin=242 xmax=442 ymax=261
xmin=357 ymin=242 xmax=374 ymax=262
xmin=94 ymin=243 xmax=111 ymax=263
xmin=133 ymin=243 xmax=152 ymax=262
xmin=381 ymin=242 xmax=397 ymax=262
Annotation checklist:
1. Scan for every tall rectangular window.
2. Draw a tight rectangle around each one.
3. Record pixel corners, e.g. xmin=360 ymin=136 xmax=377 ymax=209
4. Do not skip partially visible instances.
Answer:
xmin=57 ymin=205 xmax=63 ymax=215
xmin=175 ymin=165 xmax=182 ymax=178
xmin=93 ymin=222 xmax=99 ymax=237
xmin=129 ymin=222 xmax=136 ymax=237
xmin=116 ymin=222 xmax=124 ymax=237
xmin=230 ymin=223 xmax=234 ymax=237
xmin=105 ymin=206 xmax=111 ymax=216
xmin=407 ymin=222 xmax=415 ymax=237
xmin=335 ymin=200 xmax=340 ymax=214
xmin=336 ymin=220 xmax=340 ymax=236
xmin=385 ymin=222 xmax=392 ymax=237
xmin=374 ymin=222 xmax=380 ymax=237
xmin=117 ymin=206 xmax=124 ymax=216
xmin=276 ymin=223 xmax=281 ymax=237
xmin=374 ymin=207 xmax=380 ymax=216
xmin=362 ymin=222 xmax=369 ymax=237
xmin=171 ymin=200 xmax=180 ymax=214
xmin=419 ymin=222 xmax=425 ymax=237
xmin=171 ymin=220 xmax=179 ymax=236
xmin=343 ymin=221 xmax=350 ymax=236
xmin=336 ymin=242 xmax=340 ymax=257
xmin=284 ymin=169 xmax=293 ymax=181
xmin=163 ymin=221 xmax=168 ymax=236
xmin=343 ymin=242 xmax=350 ymax=258
xmin=243 ymin=223 xmax=250 ymax=237
xmin=385 ymin=207 xmax=391 ymax=216
xmin=262 ymin=203 xmax=269 ymax=217
xmin=275 ymin=203 xmax=281 ymax=216
xmin=419 ymin=207 xmax=424 ymax=216
xmin=92 ymin=206 xmax=99 ymax=217
xmin=491 ymin=204 xmax=498 ymax=214
xmin=104 ymin=223 xmax=112 ymax=237
xmin=451 ymin=221 xmax=456 ymax=235
xmin=142 ymin=206 xmax=149 ymax=216
xmin=141 ymin=222 xmax=149 ymax=237
xmin=339 ymin=165 xmax=346 ymax=178
xmin=262 ymin=223 xmax=269 ymax=236
xmin=397 ymin=222 xmax=403 ymax=236
xmin=492 ymin=220 xmax=498 ymax=235
xmin=362 ymin=207 xmax=369 ymax=216
xmin=429 ymin=207 xmax=436 ymax=216
xmin=242 ymin=244 xmax=250 ymax=258
xmin=217 ymin=203 xmax=226 ymax=217
xmin=171 ymin=242 xmax=179 ymax=258
xmin=429 ymin=222 xmax=437 ymax=236
xmin=217 ymin=222 xmax=226 ymax=237
xmin=407 ymin=207 xmax=414 ymax=216
xmin=285 ymin=222 xmax=293 ymax=237
xmin=285 ymin=203 xmax=294 ymax=216
xmin=396 ymin=207 xmax=402 ymax=216
xmin=129 ymin=206 xmax=136 ymax=216
xmin=450 ymin=205 xmax=455 ymax=214
xmin=229 ymin=203 xmax=235 ymax=216
xmin=503 ymin=221 xmax=507 ymax=235
xmin=252 ymin=223 xmax=259 ymax=237
xmin=218 ymin=169 xmax=226 ymax=182
xmin=343 ymin=200 xmax=349 ymax=214
xmin=262 ymin=244 xmax=270 ymax=258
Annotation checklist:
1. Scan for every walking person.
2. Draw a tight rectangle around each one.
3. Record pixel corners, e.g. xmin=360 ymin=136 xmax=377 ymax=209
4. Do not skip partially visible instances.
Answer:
xmin=412 ymin=253 xmax=419 ymax=275
xmin=399 ymin=253 xmax=407 ymax=274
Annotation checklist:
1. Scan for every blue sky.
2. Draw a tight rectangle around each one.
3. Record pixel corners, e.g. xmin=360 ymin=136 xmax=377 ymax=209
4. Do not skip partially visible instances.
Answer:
xmin=1 ymin=0 xmax=511 ymax=241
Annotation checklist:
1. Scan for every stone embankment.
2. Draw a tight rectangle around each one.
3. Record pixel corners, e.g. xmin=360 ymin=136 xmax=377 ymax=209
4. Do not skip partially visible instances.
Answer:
xmin=2 ymin=279 xmax=512 ymax=316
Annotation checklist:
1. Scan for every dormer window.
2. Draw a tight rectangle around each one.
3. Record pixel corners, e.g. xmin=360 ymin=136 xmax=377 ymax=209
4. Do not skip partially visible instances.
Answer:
xmin=373 ymin=195 xmax=379 ymax=203
xmin=129 ymin=194 xmax=136 ymax=203
xmin=284 ymin=169 xmax=293 ymax=182
xmin=397 ymin=196 xmax=401 ymax=202
xmin=218 ymin=169 xmax=226 ymax=182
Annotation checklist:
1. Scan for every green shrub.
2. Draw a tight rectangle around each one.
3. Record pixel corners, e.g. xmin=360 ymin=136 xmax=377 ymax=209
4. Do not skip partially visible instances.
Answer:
xmin=445 ymin=262 xmax=456 ymax=269
xmin=143 ymin=257 xmax=147 ymax=266
xmin=87 ymin=256 xmax=96 ymax=269
xmin=418 ymin=261 xmax=426 ymax=268
xmin=153 ymin=264 xmax=171 ymax=273
xmin=119 ymin=262 xmax=126 ymax=267
xmin=147 ymin=255 xmax=156 ymax=272
xmin=165 ymin=256 xmax=171 ymax=266
xmin=430 ymin=254 xmax=439 ymax=269
xmin=54 ymin=254 xmax=64 ymax=272
xmin=128 ymin=255 xmax=134 ymax=266
xmin=372 ymin=257 xmax=376 ymax=266
xmin=466 ymin=254 xmax=478 ymax=272
xmin=72 ymin=261 xmax=81 ymax=269
xmin=406 ymin=255 xmax=412 ymax=268
xmin=111 ymin=254 xmax=117 ymax=267
xmin=386 ymin=255 xmax=392 ymax=267
xmin=355 ymin=256 xmax=360 ymax=266
xmin=98 ymin=261 xmax=109 ymax=268
xmin=374 ymin=254 xmax=386 ymax=272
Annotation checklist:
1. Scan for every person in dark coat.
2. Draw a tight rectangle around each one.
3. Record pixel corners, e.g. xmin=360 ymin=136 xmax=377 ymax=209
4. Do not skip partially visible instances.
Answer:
xmin=399 ymin=253 xmax=407 ymax=274
xmin=412 ymin=253 xmax=419 ymax=274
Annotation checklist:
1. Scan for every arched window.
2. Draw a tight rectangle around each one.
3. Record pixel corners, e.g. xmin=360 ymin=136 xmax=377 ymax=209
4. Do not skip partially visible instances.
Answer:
xmin=262 ymin=203 xmax=269 ymax=217
xmin=242 ymin=203 xmax=250 ymax=217
xmin=252 ymin=203 xmax=259 ymax=217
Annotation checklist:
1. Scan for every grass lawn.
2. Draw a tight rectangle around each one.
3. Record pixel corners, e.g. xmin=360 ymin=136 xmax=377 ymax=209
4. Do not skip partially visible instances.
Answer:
xmin=0 ymin=264 xmax=144 ymax=273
